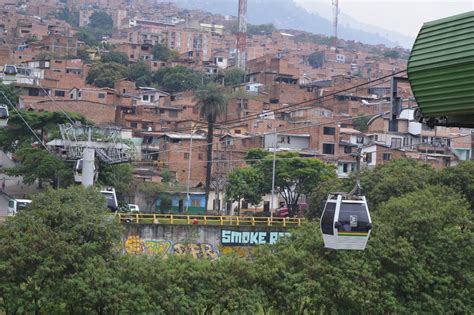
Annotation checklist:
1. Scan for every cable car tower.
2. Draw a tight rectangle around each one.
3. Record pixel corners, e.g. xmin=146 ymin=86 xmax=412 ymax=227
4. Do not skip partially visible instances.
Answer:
xmin=320 ymin=147 xmax=373 ymax=250
xmin=47 ymin=123 xmax=133 ymax=187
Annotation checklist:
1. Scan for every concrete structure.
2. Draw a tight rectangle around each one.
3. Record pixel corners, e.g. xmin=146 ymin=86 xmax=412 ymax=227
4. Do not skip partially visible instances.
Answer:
xmin=122 ymin=223 xmax=293 ymax=259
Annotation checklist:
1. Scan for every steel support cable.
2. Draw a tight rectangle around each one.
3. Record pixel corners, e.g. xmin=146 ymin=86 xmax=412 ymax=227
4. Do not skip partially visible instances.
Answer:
xmin=0 ymin=89 xmax=49 ymax=151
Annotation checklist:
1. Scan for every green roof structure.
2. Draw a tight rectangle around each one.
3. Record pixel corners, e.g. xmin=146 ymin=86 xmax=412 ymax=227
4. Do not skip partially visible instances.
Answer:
xmin=408 ymin=11 xmax=474 ymax=127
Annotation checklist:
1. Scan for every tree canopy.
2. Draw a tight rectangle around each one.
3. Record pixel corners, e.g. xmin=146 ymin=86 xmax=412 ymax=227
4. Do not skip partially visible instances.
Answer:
xmin=88 ymin=11 xmax=113 ymax=30
xmin=151 ymin=44 xmax=179 ymax=61
xmin=100 ymin=51 xmax=129 ymax=66
xmin=152 ymin=66 xmax=204 ymax=93
xmin=308 ymin=51 xmax=324 ymax=68
xmin=86 ymin=62 xmax=127 ymax=88
xmin=223 ymin=68 xmax=246 ymax=86
xmin=243 ymin=148 xmax=337 ymax=216
xmin=225 ymin=167 xmax=264 ymax=214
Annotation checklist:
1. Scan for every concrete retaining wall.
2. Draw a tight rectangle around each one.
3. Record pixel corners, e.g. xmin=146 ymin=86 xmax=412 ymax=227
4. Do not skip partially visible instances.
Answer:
xmin=122 ymin=224 xmax=293 ymax=259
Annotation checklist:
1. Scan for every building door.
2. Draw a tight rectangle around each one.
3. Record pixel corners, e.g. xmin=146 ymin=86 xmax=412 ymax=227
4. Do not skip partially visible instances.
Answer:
xmin=263 ymin=201 xmax=270 ymax=212
xmin=179 ymin=199 xmax=184 ymax=213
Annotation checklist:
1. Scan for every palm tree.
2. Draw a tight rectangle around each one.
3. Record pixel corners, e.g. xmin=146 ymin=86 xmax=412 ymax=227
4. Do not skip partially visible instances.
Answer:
xmin=194 ymin=82 xmax=227 ymax=211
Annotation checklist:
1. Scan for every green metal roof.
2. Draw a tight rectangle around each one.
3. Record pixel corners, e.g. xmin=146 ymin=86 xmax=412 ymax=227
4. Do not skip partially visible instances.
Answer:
xmin=408 ymin=11 xmax=474 ymax=118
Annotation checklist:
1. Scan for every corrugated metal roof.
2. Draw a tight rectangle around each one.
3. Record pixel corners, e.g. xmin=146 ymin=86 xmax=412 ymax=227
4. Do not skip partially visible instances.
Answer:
xmin=408 ymin=11 xmax=474 ymax=118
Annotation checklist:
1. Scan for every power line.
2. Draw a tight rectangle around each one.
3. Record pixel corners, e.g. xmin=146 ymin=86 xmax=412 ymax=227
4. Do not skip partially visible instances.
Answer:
xmin=143 ymin=75 xmax=399 ymax=156
xmin=0 ymin=90 xmax=49 ymax=151
xmin=146 ymin=134 xmax=470 ymax=166
xmin=132 ymin=69 xmax=405 ymax=138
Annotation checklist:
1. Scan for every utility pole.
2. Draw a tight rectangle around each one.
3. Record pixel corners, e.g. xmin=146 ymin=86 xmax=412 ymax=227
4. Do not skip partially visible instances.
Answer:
xmin=270 ymin=131 xmax=277 ymax=218
xmin=332 ymin=0 xmax=339 ymax=48
xmin=185 ymin=128 xmax=194 ymax=212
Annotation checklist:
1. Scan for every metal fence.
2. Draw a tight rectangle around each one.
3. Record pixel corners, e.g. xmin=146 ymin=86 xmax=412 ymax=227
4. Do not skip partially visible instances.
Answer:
xmin=116 ymin=213 xmax=303 ymax=227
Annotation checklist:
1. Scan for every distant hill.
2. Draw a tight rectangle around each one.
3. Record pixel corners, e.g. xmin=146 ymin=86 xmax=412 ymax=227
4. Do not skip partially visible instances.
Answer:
xmin=169 ymin=0 xmax=414 ymax=48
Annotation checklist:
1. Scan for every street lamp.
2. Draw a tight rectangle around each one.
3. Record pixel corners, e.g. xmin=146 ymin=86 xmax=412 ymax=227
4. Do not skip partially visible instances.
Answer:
xmin=185 ymin=127 xmax=196 ymax=213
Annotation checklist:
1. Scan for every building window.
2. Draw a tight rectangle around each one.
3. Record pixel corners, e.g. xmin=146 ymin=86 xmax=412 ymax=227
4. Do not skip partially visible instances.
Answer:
xmin=383 ymin=153 xmax=392 ymax=161
xmin=98 ymin=93 xmax=105 ymax=99
xmin=342 ymin=163 xmax=349 ymax=173
xmin=184 ymin=153 xmax=189 ymax=160
xmin=344 ymin=146 xmax=352 ymax=154
xmin=323 ymin=127 xmax=335 ymax=135
xmin=191 ymin=199 xmax=200 ymax=207
xmin=169 ymin=111 xmax=177 ymax=118
xmin=235 ymin=129 xmax=241 ymax=134
xmin=322 ymin=143 xmax=335 ymax=155
xmin=356 ymin=136 xmax=364 ymax=144
xmin=241 ymin=201 xmax=249 ymax=209
xmin=54 ymin=90 xmax=65 ymax=97
xmin=391 ymin=138 xmax=402 ymax=148
xmin=388 ymin=119 xmax=398 ymax=132
xmin=142 ymin=95 xmax=149 ymax=101
xmin=365 ymin=152 xmax=372 ymax=163
xmin=141 ymin=123 xmax=149 ymax=130
xmin=198 ymin=153 xmax=203 ymax=160
xmin=130 ymin=122 xmax=137 ymax=128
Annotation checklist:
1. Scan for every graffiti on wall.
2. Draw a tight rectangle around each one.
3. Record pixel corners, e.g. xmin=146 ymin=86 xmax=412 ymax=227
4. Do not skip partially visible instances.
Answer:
xmin=124 ymin=235 xmax=220 ymax=260
xmin=221 ymin=230 xmax=291 ymax=246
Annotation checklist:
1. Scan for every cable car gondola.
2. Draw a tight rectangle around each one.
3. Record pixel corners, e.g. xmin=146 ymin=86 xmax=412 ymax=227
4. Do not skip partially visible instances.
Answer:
xmin=320 ymin=147 xmax=372 ymax=250
xmin=0 ymin=104 xmax=9 ymax=128
xmin=320 ymin=193 xmax=372 ymax=250
xmin=3 ymin=64 xmax=17 ymax=75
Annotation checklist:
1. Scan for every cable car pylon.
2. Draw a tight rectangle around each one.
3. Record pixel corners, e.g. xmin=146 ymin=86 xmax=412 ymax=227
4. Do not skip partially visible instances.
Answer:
xmin=320 ymin=146 xmax=372 ymax=250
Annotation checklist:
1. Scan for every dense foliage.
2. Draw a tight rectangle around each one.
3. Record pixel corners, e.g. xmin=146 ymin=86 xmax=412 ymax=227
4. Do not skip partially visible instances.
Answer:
xmin=1 ymin=160 xmax=473 ymax=314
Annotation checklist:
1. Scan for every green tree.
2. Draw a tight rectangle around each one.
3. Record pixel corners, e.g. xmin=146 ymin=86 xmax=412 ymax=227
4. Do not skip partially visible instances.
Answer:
xmin=88 ymin=11 xmax=113 ymax=30
xmin=138 ymin=181 xmax=164 ymax=212
xmin=223 ymin=67 xmax=245 ymax=86
xmin=152 ymin=43 xmax=177 ymax=61
xmin=384 ymin=50 xmax=400 ymax=59
xmin=308 ymin=51 xmax=324 ymax=68
xmin=194 ymin=83 xmax=227 ymax=211
xmin=77 ymin=49 xmax=92 ymax=63
xmin=101 ymin=51 xmax=129 ymax=66
xmin=0 ymin=110 xmax=87 ymax=153
xmin=86 ymin=62 xmax=127 ymax=88
xmin=359 ymin=158 xmax=437 ymax=209
xmin=439 ymin=160 xmax=474 ymax=210
xmin=98 ymin=163 xmax=133 ymax=200
xmin=75 ymin=27 xmax=99 ymax=47
xmin=225 ymin=167 xmax=264 ymax=215
xmin=6 ymin=147 xmax=72 ymax=188
xmin=251 ymin=150 xmax=337 ymax=216
xmin=55 ymin=7 xmax=79 ymax=27
xmin=128 ymin=61 xmax=152 ymax=87
xmin=371 ymin=186 xmax=473 ymax=313
xmin=247 ymin=23 xmax=276 ymax=35
xmin=151 ymin=66 xmax=204 ymax=93
xmin=353 ymin=113 xmax=372 ymax=131
xmin=0 ymin=186 xmax=122 ymax=314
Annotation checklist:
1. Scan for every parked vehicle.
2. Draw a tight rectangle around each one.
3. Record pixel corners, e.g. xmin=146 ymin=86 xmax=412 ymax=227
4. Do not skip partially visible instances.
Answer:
xmin=8 ymin=198 xmax=32 ymax=216
xmin=277 ymin=203 xmax=307 ymax=217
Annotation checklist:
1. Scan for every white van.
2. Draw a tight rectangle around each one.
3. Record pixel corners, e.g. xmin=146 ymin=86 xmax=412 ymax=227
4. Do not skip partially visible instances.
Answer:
xmin=8 ymin=199 xmax=32 ymax=216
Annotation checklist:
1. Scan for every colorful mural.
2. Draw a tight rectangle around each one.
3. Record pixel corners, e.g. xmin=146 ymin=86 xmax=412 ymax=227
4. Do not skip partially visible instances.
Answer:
xmin=124 ymin=235 xmax=220 ymax=260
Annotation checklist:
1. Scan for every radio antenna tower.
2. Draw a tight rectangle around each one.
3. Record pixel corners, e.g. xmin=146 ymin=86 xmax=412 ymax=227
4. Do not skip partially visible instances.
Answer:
xmin=332 ymin=0 xmax=339 ymax=48
xmin=236 ymin=0 xmax=247 ymax=70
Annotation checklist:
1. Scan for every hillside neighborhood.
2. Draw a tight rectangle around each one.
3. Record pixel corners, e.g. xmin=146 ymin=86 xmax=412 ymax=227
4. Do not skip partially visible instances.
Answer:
xmin=0 ymin=0 xmax=472 ymax=214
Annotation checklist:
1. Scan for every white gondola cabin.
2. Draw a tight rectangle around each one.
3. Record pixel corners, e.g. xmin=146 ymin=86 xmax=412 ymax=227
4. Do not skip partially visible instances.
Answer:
xmin=0 ymin=104 xmax=8 ymax=128
xmin=320 ymin=193 xmax=372 ymax=250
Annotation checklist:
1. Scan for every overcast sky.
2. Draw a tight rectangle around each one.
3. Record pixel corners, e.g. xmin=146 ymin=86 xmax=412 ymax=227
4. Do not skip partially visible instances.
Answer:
xmin=295 ymin=0 xmax=473 ymax=38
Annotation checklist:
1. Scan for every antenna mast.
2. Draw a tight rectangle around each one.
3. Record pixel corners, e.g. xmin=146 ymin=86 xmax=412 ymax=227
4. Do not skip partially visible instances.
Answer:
xmin=236 ymin=0 xmax=248 ymax=70
xmin=332 ymin=0 xmax=339 ymax=48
